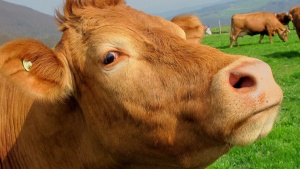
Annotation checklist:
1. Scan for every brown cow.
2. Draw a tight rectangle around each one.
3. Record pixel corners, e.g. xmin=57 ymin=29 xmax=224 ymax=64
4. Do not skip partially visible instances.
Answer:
xmin=171 ymin=14 xmax=205 ymax=43
xmin=290 ymin=6 xmax=300 ymax=39
xmin=276 ymin=12 xmax=293 ymax=29
xmin=0 ymin=0 xmax=283 ymax=169
xmin=230 ymin=12 xmax=289 ymax=48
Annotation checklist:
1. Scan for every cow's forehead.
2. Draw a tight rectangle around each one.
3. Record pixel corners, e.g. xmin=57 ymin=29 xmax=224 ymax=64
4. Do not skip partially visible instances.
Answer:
xmin=58 ymin=4 xmax=187 ymax=74
xmin=79 ymin=5 xmax=186 ymax=41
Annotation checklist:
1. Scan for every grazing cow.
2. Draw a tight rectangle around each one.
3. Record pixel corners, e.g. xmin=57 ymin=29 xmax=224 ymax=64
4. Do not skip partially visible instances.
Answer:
xmin=290 ymin=6 xmax=300 ymax=39
xmin=171 ymin=14 xmax=205 ymax=43
xmin=230 ymin=12 xmax=289 ymax=48
xmin=0 ymin=0 xmax=283 ymax=169
xmin=275 ymin=12 xmax=293 ymax=29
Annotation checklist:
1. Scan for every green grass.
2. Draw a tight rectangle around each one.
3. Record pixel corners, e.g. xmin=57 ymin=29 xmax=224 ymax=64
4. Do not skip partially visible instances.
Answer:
xmin=202 ymin=30 xmax=300 ymax=169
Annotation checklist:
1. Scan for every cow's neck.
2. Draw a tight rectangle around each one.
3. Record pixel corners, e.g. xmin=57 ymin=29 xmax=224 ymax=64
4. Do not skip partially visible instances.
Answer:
xmin=1 ymin=97 xmax=116 ymax=169
xmin=0 ymin=79 xmax=35 ymax=162
xmin=1 ymin=92 xmax=230 ymax=169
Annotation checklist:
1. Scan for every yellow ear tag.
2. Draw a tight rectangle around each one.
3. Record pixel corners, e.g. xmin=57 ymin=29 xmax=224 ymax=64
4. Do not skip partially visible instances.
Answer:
xmin=22 ymin=59 xmax=33 ymax=72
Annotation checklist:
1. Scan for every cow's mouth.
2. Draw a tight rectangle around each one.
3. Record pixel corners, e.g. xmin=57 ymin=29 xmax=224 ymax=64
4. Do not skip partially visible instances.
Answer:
xmin=225 ymin=102 xmax=281 ymax=146
xmin=252 ymin=102 xmax=281 ymax=116
xmin=251 ymin=103 xmax=281 ymax=136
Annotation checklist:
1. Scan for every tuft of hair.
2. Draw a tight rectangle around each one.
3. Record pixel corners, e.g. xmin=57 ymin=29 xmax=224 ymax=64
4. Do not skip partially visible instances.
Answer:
xmin=55 ymin=0 xmax=126 ymax=31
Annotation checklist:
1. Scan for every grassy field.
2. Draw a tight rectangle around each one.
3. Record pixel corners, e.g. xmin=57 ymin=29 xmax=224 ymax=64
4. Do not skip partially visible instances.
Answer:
xmin=202 ymin=30 xmax=300 ymax=169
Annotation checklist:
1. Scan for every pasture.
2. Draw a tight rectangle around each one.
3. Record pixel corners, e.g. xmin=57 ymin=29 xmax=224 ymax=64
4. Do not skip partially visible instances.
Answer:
xmin=203 ymin=30 xmax=300 ymax=168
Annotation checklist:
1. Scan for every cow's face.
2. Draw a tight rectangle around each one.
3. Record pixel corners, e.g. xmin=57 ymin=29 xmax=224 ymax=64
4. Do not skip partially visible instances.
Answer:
xmin=54 ymin=0 xmax=283 ymax=168
xmin=277 ymin=28 xmax=289 ymax=42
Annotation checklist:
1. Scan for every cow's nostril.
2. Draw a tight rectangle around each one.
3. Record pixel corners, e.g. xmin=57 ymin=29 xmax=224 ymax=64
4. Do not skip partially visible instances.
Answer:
xmin=230 ymin=74 xmax=255 ymax=89
xmin=234 ymin=77 xmax=254 ymax=88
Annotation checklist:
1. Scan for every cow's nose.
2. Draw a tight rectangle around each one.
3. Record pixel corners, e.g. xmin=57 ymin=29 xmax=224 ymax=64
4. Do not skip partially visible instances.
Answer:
xmin=228 ymin=62 xmax=263 ymax=93
xmin=227 ymin=60 xmax=281 ymax=99
xmin=208 ymin=57 xmax=283 ymax=146
xmin=211 ymin=57 xmax=283 ymax=110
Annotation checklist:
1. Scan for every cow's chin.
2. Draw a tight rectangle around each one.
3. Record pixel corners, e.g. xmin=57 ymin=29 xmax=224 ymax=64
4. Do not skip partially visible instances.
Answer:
xmin=225 ymin=104 xmax=280 ymax=146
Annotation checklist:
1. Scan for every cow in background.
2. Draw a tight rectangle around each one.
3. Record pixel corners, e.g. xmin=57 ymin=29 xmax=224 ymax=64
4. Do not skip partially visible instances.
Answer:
xmin=276 ymin=12 xmax=293 ymax=29
xmin=230 ymin=12 xmax=289 ymax=48
xmin=290 ymin=6 xmax=300 ymax=39
xmin=171 ymin=14 xmax=205 ymax=43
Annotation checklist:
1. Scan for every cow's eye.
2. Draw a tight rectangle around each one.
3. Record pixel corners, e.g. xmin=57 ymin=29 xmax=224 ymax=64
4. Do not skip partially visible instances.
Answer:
xmin=103 ymin=52 xmax=118 ymax=65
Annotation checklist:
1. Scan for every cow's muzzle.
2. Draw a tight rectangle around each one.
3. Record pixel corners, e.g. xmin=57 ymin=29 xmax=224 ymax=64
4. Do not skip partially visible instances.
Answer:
xmin=209 ymin=57 xmax=283 ymax=146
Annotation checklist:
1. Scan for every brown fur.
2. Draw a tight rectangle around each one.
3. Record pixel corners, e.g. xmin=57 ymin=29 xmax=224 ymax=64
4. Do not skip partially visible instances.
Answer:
xmin=230 ymin=12 xmax=289 ymax=48
xmin=290 ymin=6 xmax=300 ymax=39
xmin=0 ymin=0 xmax=283 ymax=169
xmin=0 ymin=39 xmax=72 ymax=163
xmin=276 ymin=12 xmax=293 ymax=26
xmin=171 ymin=14 xmax=205 ymax=43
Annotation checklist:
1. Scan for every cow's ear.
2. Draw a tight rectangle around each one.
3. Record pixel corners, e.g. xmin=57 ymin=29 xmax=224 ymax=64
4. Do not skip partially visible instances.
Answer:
xmin=0 ymin=39 xmax=73 ymax=101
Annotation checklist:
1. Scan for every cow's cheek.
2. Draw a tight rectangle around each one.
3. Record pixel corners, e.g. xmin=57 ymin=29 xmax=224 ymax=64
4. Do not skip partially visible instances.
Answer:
xmin=77 ymin=65 xmax=179 ymax=156
xmin=87 ymin=65 xmax=209 ymax=159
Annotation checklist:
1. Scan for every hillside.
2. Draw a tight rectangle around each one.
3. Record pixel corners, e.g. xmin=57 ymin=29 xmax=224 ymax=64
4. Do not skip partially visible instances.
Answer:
xmin=189 ymin=0 xmax=299 ymax=27
xmin=0 ymin=0 xmax=60 ymax=47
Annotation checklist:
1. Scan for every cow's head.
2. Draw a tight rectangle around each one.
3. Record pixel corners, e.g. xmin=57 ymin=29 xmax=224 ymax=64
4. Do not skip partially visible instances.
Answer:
xmin=171 ymin=14 xmax=205 ymax=43
xmin=276 ymin=12 xmax=293 ymax=23
xmin=54 ymin=0 xmax=282 ymax=167
xmin=277 ymin=28 xmax=289 ymax=42
xmin=0 ymin=0 xmax=283 ymax=168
